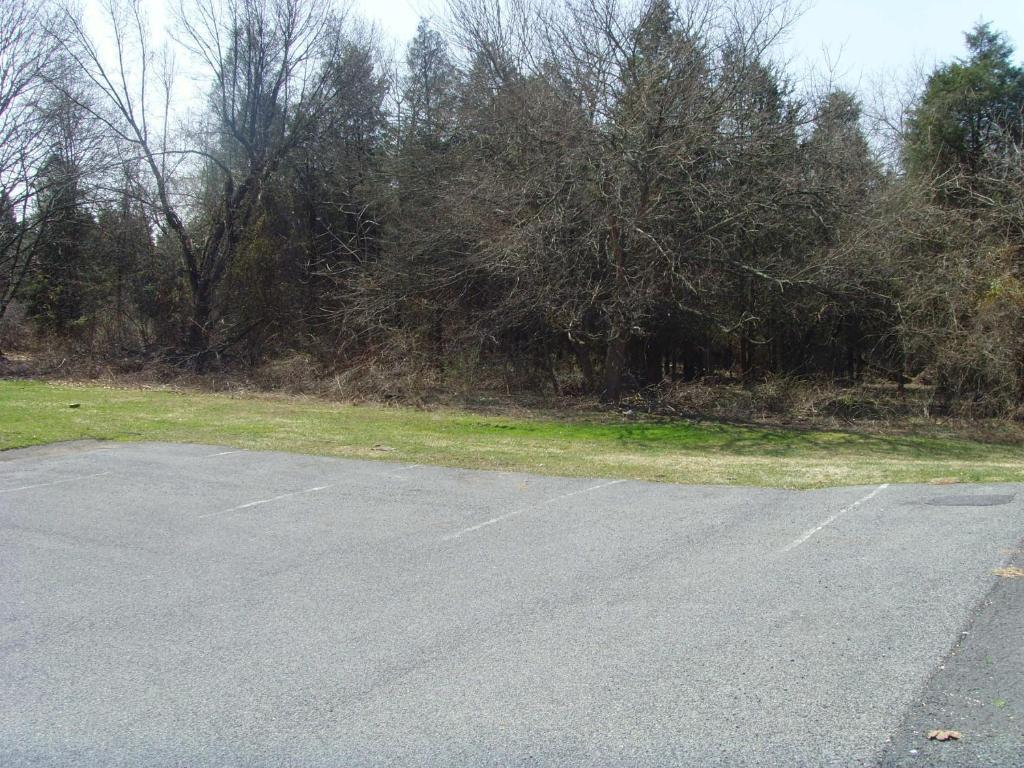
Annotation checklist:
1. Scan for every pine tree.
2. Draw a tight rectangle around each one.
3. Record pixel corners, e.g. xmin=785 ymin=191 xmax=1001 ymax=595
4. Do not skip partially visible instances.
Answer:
xmin=906 ymin=23 xmax=1024 ymax=177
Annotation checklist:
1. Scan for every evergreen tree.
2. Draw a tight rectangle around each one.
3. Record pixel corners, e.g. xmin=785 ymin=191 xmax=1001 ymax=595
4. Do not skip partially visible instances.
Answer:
xmin=906 ymin=23 xmax=1024 ymax=177
xmin=403 ymin=19 xmax=460 ymax=142
xmin=26 ymin=153 xmax=95 ymax=332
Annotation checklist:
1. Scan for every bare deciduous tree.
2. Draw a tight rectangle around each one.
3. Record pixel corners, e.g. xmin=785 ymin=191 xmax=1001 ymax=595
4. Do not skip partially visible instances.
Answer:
xmin=62 ymin=0 xmax=348 ymax=366
xmin=0 ymin=0 xmax=65 ymax=340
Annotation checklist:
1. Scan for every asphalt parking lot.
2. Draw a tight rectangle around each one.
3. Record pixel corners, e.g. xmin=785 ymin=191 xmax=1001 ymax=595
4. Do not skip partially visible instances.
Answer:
xmin=1 ymin=441 xmax=1022 ymax=766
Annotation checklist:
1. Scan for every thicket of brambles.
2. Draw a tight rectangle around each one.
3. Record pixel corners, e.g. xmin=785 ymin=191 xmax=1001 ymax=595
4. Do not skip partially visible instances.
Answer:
xmin=1 ymin=0 xmax=1023 ymax=414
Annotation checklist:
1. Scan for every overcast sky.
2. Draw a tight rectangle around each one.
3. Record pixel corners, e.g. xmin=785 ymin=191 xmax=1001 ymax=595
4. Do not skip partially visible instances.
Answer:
xmin=355 ymin=0 xmax=1024 ymax=88
xmin=85 ymin=0 xmax=1024 ymax=101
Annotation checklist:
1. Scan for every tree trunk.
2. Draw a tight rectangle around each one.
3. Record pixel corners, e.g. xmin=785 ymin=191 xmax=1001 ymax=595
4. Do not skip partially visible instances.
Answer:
xmin=643 ymin=336 xmax=663 ymax=386
xmin=187 ymin=281 xmax=213 ymax=371
xmin=572 ymin=341 xmax=596 ymax=393
xmin=604 ymin=333 xmax=628 ymax=402
xmin=603 ymin=213 xmax=628 ymax=402
xmin=844 ymin=316 xmax=859 ymax=381
xmin=1017 ymin=345 xmax=1024 ymax=406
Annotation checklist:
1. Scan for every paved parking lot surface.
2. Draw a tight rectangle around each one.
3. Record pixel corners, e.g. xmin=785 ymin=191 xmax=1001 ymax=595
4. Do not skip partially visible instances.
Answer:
xmin=1 ymin=441 xmax=1021 ymax=766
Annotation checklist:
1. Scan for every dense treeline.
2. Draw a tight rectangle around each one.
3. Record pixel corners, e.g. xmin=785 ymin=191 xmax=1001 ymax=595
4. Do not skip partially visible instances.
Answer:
xmin=1 ymin=0 xmax=1023 ymax=414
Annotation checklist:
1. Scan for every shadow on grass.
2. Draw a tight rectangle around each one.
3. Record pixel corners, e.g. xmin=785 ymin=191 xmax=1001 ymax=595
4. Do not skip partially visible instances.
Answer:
xmin=2 ymin=379 xmax=1017 ymax=464
xmin=461 ymin=418 xmax=1017 ymax=461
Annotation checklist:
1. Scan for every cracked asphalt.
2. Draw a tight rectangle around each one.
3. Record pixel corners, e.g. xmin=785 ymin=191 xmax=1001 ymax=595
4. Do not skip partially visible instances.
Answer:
xmin=1 ymin=441 xmax=1021 ymax=766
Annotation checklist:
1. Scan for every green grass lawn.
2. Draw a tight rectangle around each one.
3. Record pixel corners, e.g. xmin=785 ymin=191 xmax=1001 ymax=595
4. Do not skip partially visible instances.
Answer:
xmin=1 ymin=379 xmax=1021 ymax=488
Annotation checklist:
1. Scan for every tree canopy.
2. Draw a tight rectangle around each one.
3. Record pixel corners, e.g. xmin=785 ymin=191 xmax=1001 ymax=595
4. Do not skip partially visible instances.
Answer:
xmin=2 ymin=1 xmax=1023 ymax=416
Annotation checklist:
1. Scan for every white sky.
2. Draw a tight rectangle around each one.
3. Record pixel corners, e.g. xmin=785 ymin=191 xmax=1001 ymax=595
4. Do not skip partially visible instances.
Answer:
xmin=86 ymin=0 xmax=1024 ymax=97
xmin=354 ymin=0 xmax=1024 ymax=85
xmin=781 ymin=0 xmax=1024 ymax=87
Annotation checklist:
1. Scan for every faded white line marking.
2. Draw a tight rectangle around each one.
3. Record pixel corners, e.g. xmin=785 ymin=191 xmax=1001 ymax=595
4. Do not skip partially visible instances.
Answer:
xmin=443 ymin=479 xmax=626 ymax=541
xmin=201 ymin=485 xmax=333 ymax=519
xmin=781 ymin=484 xmax=889 ymax=552
xmin=67 ymin=447 xmax=116 ymax=457
xmin=0 ymin=473 xmax=112 ymax=495
xmin=376 ymin=462 xmax=423 ymax=481
xmin=208 ymin=450 xmax=245 ymax=457
xmin=379 ymin=463 xmax=425 ymax=479
xmin=0 ymin=472 xmax=113 ymax=494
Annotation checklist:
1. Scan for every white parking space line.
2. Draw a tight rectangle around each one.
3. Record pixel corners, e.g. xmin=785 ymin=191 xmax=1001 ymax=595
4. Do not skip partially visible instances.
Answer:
xmin=200 ymin=485 xmax=334 ymax=519
xmin=780 ymin=484 xmax=889 ymax=553
xmin=198 ymin=461 xmax=424 ymax=521
xmin=442 ymin=479 xmax=626 ymax=541
xmin=0 ymin=472 xmax=113 ymax=494
xmin=207 ymin=450 xmax=246 ymax=457
xmin=378 ymin=463 xmax=424 ymax=479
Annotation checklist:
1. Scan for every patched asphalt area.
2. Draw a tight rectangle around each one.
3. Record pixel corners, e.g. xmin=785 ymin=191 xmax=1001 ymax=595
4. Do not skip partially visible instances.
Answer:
xmin=1 ymin=441 xmax=1022 ymax=767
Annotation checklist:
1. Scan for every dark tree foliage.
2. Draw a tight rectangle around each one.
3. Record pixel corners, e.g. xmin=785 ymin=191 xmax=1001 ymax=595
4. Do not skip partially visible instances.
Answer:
xmin=10 ymin=1 xmax=1024 ymax=415
xmin=25 ymin=154 xmax=94 ymax=332
xmin=906 ymin=23 xmax=1024 ymax=179
xmin=894 ymin=23 xmax=1024 ymax=412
